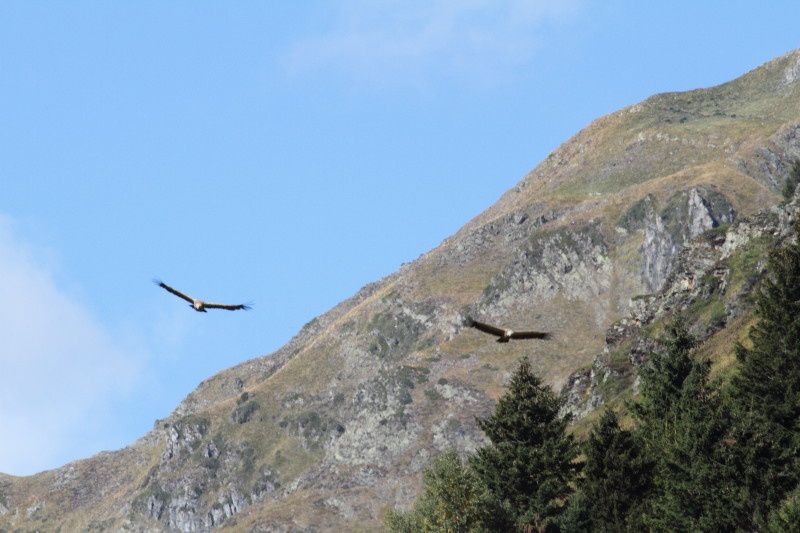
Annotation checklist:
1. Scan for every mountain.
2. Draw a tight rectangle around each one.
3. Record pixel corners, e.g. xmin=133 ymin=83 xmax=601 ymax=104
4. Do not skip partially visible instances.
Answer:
xmin=2 ymin=49 xmax=800 ymax=532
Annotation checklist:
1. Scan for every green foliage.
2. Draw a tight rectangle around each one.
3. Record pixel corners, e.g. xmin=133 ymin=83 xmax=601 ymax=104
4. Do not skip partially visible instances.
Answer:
xmin=782 ymin=159 xmax=800 ymax=200
xmin=643 ymin=360 xmax=744 ymax=531
xmin=385 ymin=449 xmax=492 ymax=533
xmin=558 ymin=492 xmax=592 ymax=533
xmin=470 ymin=358 xmax=580 ymax=530
xmin=725 ymin=409 xmax=797 ymax=528
xmin=623 ymin=321 xmax=755 ymax=530
xmin=578 ymin=410 xmax=653 ymax=531
xmin=624 ymin=310 xmax=799 ymax=530
xmin=731 ymin=216 xmax=800 ymax=431
xmin=631 ymin=319 xmax=695 ymax=427
xmin=385 ymin=510 xmax=421 ymax=533
xmin=768 ymin=486 xmax=800 ymax=533
xmin=726 ymin=215 xmax=800 ymax=525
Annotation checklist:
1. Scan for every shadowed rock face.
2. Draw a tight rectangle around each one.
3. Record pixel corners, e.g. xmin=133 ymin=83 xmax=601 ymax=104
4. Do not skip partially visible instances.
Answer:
xmin=642 ymin=185 xmax=736 ymax=291
xmin=2 ymin=50 xmax=800 ymax=532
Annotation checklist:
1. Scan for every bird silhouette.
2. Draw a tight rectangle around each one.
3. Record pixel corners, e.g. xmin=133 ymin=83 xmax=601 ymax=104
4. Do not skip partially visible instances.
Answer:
xmin=154 ymin=279 xmax=252 ymax=312
xmin=465 ymin=317 xmax=550 ymax=342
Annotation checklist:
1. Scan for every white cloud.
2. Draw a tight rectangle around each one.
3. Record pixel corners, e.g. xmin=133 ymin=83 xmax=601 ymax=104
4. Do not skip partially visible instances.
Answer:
xmin=282 ymin=0 xmax=583 ymax=88
xmin=0 ymin=217 xmax=142 ymax=475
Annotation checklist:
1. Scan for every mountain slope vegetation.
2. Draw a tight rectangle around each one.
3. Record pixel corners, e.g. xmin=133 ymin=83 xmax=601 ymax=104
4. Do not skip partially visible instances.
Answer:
xmin=2 ymin=50 xmax=800 ymax=531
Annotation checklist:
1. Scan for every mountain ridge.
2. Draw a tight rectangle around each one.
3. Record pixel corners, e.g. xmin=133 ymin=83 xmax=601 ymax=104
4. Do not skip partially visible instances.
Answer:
xmin=2 ymin=48 xmax=800 ymax=531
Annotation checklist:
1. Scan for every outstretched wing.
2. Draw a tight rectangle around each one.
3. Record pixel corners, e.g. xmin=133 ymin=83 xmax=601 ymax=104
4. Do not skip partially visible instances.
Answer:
xmin=154 ymin=279 xmax=194 ymax=304
xmin=203 ymin=302 xmax=252 ymax=311
xmin=466 ymin=318 xmax=506 ymax=337
xmin=509 ymin=330 xmax=551 ymax=340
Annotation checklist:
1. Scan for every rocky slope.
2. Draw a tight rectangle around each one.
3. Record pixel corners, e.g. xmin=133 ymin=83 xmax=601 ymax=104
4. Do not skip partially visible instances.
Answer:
xmin=2 ymin=50 xmax=800 ymax=532
xmin=562 ymin=187 xmax=800 ymax=425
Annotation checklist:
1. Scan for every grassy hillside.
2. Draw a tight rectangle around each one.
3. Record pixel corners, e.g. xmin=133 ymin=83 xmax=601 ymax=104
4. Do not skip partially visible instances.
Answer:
xmin=1 ymin=49 xmax=799 ymax=532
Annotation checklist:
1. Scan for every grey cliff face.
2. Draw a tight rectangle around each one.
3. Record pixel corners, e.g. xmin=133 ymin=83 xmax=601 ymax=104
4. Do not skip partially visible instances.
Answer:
xmin=642 ymin=186 xmax=736 ymax=292
xmin=737 ymin=123 xmax=800 ymax=191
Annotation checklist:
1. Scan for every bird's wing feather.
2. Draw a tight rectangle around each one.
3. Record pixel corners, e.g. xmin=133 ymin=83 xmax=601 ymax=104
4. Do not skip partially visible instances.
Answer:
xmin=203 ymin=302 xmax=252 ymax=311
xmin=154 ymin=279 xmax=195 ymax=304
xmin=467 ymin=319 xmax=507 ymax=337
xmin=509 ymin=330 xmax=551 ymax=340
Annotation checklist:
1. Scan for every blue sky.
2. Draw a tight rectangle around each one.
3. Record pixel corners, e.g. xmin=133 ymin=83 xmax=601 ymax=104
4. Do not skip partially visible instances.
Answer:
xmin=0 ymin=1 xmax=798 ymax=475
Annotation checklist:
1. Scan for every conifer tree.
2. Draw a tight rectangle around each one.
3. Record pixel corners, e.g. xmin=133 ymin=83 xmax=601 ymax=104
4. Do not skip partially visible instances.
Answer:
xmin=727 ymin=215 xmax=800 ymax=526
xmin=470 ymin=357 xmax=579 ymax=531
xmin=632 ymin=320 xmax=695 ymax=421
xmin=579 ymin=410 xmax=653 ymax=531
xmin=725 ymin=408 xmax=797 ymax=529
xmin=644 ymin=359 xmax=743 ymax=531
xmin=630 ymin=319 xmax=695 ymax=456
xmin=385 ymin=449 xmax=489 ymax=533
xmin=626 ymin=321 xmax=750 ymax=529
xmin=731 ymin=216 xmax=800 ymax=432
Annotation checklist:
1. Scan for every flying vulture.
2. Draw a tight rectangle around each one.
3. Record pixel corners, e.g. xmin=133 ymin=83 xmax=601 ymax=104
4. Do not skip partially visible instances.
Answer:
xmin=154 ymin=279 xmax=252 ymax=312
xmin=465 ymin=317 xmax=550 ymax=343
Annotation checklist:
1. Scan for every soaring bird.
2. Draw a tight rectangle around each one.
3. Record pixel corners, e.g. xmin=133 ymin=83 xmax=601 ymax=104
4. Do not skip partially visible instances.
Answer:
xmin=465 ymin=317 xmax=550 ymax=342
xmin=154 ymin=279 xmax=252 ymax=312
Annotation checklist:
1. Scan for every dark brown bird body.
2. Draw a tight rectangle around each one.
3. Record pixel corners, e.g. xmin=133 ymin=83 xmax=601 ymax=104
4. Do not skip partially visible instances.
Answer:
xmin=154 ymin=279 xmax=252 ymax=312
xmin=465 ymin=317 xmax=550 ymax=342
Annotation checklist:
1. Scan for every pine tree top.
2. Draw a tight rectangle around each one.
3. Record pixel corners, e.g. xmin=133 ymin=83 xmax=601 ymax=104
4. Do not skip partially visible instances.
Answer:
xmin=477 ymin=357 xmax=570 ymax=446
xmin=633 ymin=319 xmax=696 ymax=424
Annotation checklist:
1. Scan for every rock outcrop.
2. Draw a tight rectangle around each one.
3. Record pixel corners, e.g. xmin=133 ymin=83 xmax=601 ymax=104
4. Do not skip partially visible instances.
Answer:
xmin=564 ymin=190 xmax=799 ymax=419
